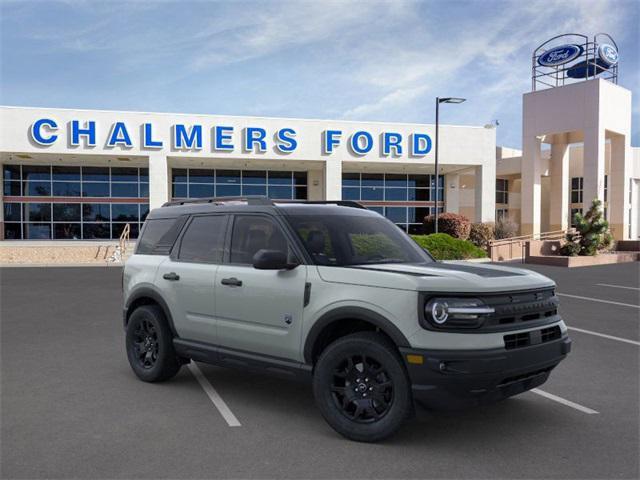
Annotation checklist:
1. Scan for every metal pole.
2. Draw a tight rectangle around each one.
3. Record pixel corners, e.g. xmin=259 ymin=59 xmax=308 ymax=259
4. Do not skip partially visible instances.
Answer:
xmin=434 ymin=97 xmax=439 ymax=234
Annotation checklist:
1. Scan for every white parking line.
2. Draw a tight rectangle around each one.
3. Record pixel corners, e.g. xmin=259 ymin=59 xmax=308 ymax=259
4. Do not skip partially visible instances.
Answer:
xmin=531 ymin=388 xmax=599 ymax=415
xmin=596 ymin=283 xmax=640 ymax=291
xmin=558 ymin=293 xmax=640 ymax=309
xmin=188 ymin=362 xmax=242 ymax=427
xmin=567 ymin=326 xmax=640 ymax=346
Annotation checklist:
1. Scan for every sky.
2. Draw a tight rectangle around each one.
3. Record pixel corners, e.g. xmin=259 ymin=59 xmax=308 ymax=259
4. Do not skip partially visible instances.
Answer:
xmin=1 ymin=0 xmax=638 ymax=148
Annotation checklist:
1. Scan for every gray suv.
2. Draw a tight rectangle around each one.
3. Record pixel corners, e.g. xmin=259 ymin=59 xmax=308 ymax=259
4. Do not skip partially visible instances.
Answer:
xmin=123 ymin=196 xmax=571 ymax=442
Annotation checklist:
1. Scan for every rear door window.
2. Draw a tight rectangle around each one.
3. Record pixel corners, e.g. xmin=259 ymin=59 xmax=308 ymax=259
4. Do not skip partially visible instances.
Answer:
xmin=177 ymin=215 xmax=227 ymax=263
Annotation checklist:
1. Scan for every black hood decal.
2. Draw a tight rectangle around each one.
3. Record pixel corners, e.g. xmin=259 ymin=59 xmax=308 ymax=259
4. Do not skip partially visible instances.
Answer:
xmin=427 ymin=263 xmax=524 ymax=277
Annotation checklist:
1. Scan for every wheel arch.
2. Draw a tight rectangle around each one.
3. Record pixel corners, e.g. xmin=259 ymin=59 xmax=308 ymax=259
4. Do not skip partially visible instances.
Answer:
xmin=303 ymin=307 xmax=410 ymax=364
xmin=125 ymin=287 xmax=178 ymax=337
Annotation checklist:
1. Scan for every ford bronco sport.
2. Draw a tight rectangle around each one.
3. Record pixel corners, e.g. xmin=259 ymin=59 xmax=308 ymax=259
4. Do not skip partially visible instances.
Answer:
xmin=123 ymin=196 xmax=571 ymax=442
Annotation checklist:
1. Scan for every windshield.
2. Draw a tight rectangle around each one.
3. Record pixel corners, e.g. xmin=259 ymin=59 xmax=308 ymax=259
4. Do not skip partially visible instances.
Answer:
xmin=285 ymin=213 xmax=434 ymax=266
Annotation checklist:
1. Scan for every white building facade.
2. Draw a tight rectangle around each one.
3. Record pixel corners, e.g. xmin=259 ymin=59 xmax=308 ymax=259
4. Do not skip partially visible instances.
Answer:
xmin=0 ymin=106 xmax=496 ymax=240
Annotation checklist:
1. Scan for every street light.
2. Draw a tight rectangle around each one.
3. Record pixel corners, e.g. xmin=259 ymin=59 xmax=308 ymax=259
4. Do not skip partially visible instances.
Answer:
xmin=434 ymin=97 xmax=466 ymax=233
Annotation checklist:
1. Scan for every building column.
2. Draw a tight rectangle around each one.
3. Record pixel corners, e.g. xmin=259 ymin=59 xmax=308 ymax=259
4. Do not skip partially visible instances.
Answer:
xmin=445 ymin=173 xmax=460 ymax=214
xmin=324 ymin=159 xmax=342 ymax=201
xmin=582 ymin=126 xmax=606 ymax=211
xmin=549 ymin=136 xmax=570 ymax=231
xmin=609 ymin=133 xmax=631 ymax=240
xmin=474 ymin=163 xmax=495 ymax=223
xmin=521 ymin=135 xmax=542 ymax=236
xmin=148 ymin=153 xmax=169 ymax=210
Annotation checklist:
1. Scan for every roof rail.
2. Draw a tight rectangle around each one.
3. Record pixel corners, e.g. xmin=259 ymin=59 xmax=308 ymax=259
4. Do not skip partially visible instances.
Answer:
xmin=274 ymin=200 xmax=367 ymax=209
xmin=162 ymin=196 xmax=273 ymax=207
xmin=161 ymin=196 xmax=367 ymax=210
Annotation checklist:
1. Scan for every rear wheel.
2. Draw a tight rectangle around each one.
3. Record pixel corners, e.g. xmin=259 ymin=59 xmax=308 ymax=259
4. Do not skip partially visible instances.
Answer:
xmin=313 ymin=332 xmax=412 ymax=442
xmin=126 ymin=305 xmax=181 ymax=382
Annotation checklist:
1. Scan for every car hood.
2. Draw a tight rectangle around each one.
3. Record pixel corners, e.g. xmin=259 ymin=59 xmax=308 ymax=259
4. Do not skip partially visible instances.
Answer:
xmin=316 ymin=261 xmax=554 ymax=293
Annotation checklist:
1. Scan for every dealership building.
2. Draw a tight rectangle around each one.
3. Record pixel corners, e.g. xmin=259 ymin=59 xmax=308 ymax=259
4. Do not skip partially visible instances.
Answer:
xmin=0 ymin=34 xmax=638 ymax=243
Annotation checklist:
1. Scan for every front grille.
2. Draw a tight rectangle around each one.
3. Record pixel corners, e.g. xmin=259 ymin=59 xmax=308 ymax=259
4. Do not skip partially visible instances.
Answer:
xmin=504 ymin=325 xmax=562 ymax=350
xmin=483 ymin=288 xmax=559 ymax=329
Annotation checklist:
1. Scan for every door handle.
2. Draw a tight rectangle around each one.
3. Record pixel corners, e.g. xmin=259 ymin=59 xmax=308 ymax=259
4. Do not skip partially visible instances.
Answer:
xmin=163 ymin=272 xmax=180 ymax=281
xmin=221 ymin=277 xmax=243 ymax=287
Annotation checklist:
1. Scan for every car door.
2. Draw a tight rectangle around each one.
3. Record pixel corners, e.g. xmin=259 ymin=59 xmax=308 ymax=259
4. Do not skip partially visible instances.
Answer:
xmin=214 ymin=213 xmax=307 ymax=361
xmin=157 ymin=214 xmax=229 ymax=345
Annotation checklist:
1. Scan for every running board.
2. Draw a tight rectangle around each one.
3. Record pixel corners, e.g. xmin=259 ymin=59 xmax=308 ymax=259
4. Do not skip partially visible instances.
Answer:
xmin=173 ymin=338 xmax=312 ymax=382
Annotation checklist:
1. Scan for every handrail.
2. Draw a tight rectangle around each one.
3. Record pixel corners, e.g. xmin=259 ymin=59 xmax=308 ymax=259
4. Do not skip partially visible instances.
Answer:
xmin=119 ymin=223 xmax=131 ymax=254
xmin=490 ymin=229 xmax=573 ymax=246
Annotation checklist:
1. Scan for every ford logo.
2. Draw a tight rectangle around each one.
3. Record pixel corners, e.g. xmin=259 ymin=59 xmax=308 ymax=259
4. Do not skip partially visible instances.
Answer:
xmin=598 ymin=44 xmax=618 ymax=67
xmin=538 ymin=44 xmax=583 ymax=67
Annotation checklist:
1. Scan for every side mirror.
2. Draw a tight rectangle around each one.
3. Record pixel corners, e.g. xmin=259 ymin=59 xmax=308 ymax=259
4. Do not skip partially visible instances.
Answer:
xmin=252 ymin=249 xmax=297 ymax=270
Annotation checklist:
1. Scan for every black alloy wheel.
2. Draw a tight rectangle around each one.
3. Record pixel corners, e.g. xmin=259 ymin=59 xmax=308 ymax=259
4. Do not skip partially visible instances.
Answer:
xmin=125 ymin=305 xmax=182 ymax=382
xmin=132 ymin=319 xmax=160 ymax=369
xmin=331 ymin=354 xmax=394 ymax=423
xmin=313 ymin=331 xmax=412 ymax=442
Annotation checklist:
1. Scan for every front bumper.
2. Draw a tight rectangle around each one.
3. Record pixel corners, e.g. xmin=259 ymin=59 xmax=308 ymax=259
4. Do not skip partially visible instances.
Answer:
xmin=399 ymin=334 xmax=571 ymax=409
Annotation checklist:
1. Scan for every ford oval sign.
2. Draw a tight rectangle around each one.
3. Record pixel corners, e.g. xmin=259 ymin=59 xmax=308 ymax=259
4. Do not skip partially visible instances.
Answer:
xmin=538 ymin=44 xmax=583 ymax=67
xmin=598 ymin=44 xmax=618 ymax=67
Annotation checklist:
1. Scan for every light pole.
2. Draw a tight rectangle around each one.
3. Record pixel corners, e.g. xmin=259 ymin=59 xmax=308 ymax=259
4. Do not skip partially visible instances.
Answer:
xmin=434 ymin=97 xmax=466 ymax=233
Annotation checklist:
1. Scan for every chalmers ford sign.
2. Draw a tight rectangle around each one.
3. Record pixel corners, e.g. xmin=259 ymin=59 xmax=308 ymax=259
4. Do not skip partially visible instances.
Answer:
xmin=29 ymin=118 xmax=434 ymax=157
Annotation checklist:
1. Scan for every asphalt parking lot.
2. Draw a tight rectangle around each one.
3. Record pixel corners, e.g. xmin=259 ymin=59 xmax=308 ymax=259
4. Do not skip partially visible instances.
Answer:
xmin=1 ymin=262 xmax=639 ymax=479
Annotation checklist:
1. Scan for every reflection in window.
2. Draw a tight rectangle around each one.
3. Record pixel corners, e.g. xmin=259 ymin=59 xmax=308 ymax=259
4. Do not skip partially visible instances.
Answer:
xmin=2 ymin=163 xmax=148 ymax=240
xmin=171 ymin=168 xmax=308 ymax=200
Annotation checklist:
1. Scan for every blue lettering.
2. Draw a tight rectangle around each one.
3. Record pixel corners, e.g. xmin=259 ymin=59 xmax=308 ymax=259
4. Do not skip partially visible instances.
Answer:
xmin=30 ymin=118 xmax=58 ymax=145
xmin=383 ymin=132 xmax=403 ymax=156
xmin=323 ymin=130 xmax=342 ymax=154
xmin=71 ymin=120 xmax=96 ymax=147
xmin=275 ymin=128 xmax=297 ymax=153
xmin=107 ymin=122 xmax=133 ymax=147
xmin=173 ymin=124 xmax=203 ymax=149
xmin=143 ymin=123 xmax=163 ymax=148
xmin=214 ymin=126 xmax=234 ymax=151
xmin=350 ymin=131 xmax=373 ymax=155
xmin=411 ymin=133 xmax=432 ymax=156
xmin=244 ymin=127 xmax=267 ymax=152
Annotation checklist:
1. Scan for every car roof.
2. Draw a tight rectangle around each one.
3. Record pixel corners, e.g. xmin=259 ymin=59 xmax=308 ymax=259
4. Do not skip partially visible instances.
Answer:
xmin=145 ymin=197 xmax=375 ymax=220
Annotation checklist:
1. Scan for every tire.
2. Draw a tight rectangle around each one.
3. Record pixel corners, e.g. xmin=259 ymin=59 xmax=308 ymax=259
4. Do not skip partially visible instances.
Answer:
xmin=126 ymin=305 xmax=181 ymax=382
xmin=313 ymin=331 xmax=412 ymax=442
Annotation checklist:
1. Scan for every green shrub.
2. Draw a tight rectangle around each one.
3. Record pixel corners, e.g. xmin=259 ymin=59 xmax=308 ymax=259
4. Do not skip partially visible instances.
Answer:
xmin=560 ymin=199 xmax=613 ymax=256
xmin=423 ymin=213 xmax=471 ymax=240
xmin=411 ymin=233 xmax=487 ymax=260
xmin=469 ymin=222 xmax=495 ymax=250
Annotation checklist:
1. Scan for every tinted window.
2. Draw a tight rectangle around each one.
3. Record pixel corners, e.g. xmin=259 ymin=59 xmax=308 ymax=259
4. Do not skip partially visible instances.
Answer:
xmin=230 ymin=215 xmax=290 ymax=264
xmin=137 ymin=218 xmax=182 ymax=254
xmin=286 ymin=213 xmax=432 ymax=266
xmin=178 ymin=215 xmax=227 ymax=263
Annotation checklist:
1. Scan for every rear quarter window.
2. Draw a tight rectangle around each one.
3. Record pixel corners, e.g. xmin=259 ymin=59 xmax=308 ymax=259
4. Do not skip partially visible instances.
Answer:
xmin=136 ymin=217 xmax=186 ymax=255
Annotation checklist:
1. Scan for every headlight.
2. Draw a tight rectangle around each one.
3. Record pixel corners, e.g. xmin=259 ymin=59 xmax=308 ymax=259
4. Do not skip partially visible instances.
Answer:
xmin=424 ymin=297 xmax=495 ymax=329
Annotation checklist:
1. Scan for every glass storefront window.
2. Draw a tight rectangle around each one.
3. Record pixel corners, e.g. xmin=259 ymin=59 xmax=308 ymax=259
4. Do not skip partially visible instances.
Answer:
xmin=342 ymin=173 xmax=444 ymax=230
xmin=25 ymin=181 xmax=51 ymax=196
xmin=82 ymin=182 xmax=110 ymax=197
xmin=52 ymin=166 xmax=80 ymax=181
xmin=83 ymin=203 xmax=110 ymax=222
xmin=111 ymin=183 xmax=139 ymax=197
xmin=170 ymin=168 xmax=308 ymax=201
xmin=53 ymin=203 xmax=81 ymax=222
xmin=2 ymin=165 xmax=148 ymax=240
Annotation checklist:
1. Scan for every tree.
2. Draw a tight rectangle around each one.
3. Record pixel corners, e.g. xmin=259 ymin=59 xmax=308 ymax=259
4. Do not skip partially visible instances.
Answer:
xmin=560 ymin=199 xmax=613 ymax=256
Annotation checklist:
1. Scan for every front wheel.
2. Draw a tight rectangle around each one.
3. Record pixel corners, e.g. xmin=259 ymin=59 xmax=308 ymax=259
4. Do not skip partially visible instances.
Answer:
xmin=313 ymin=332 xmax=412 ymax=442
xmin=126 ymin=305 xmax=181 ymax=382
